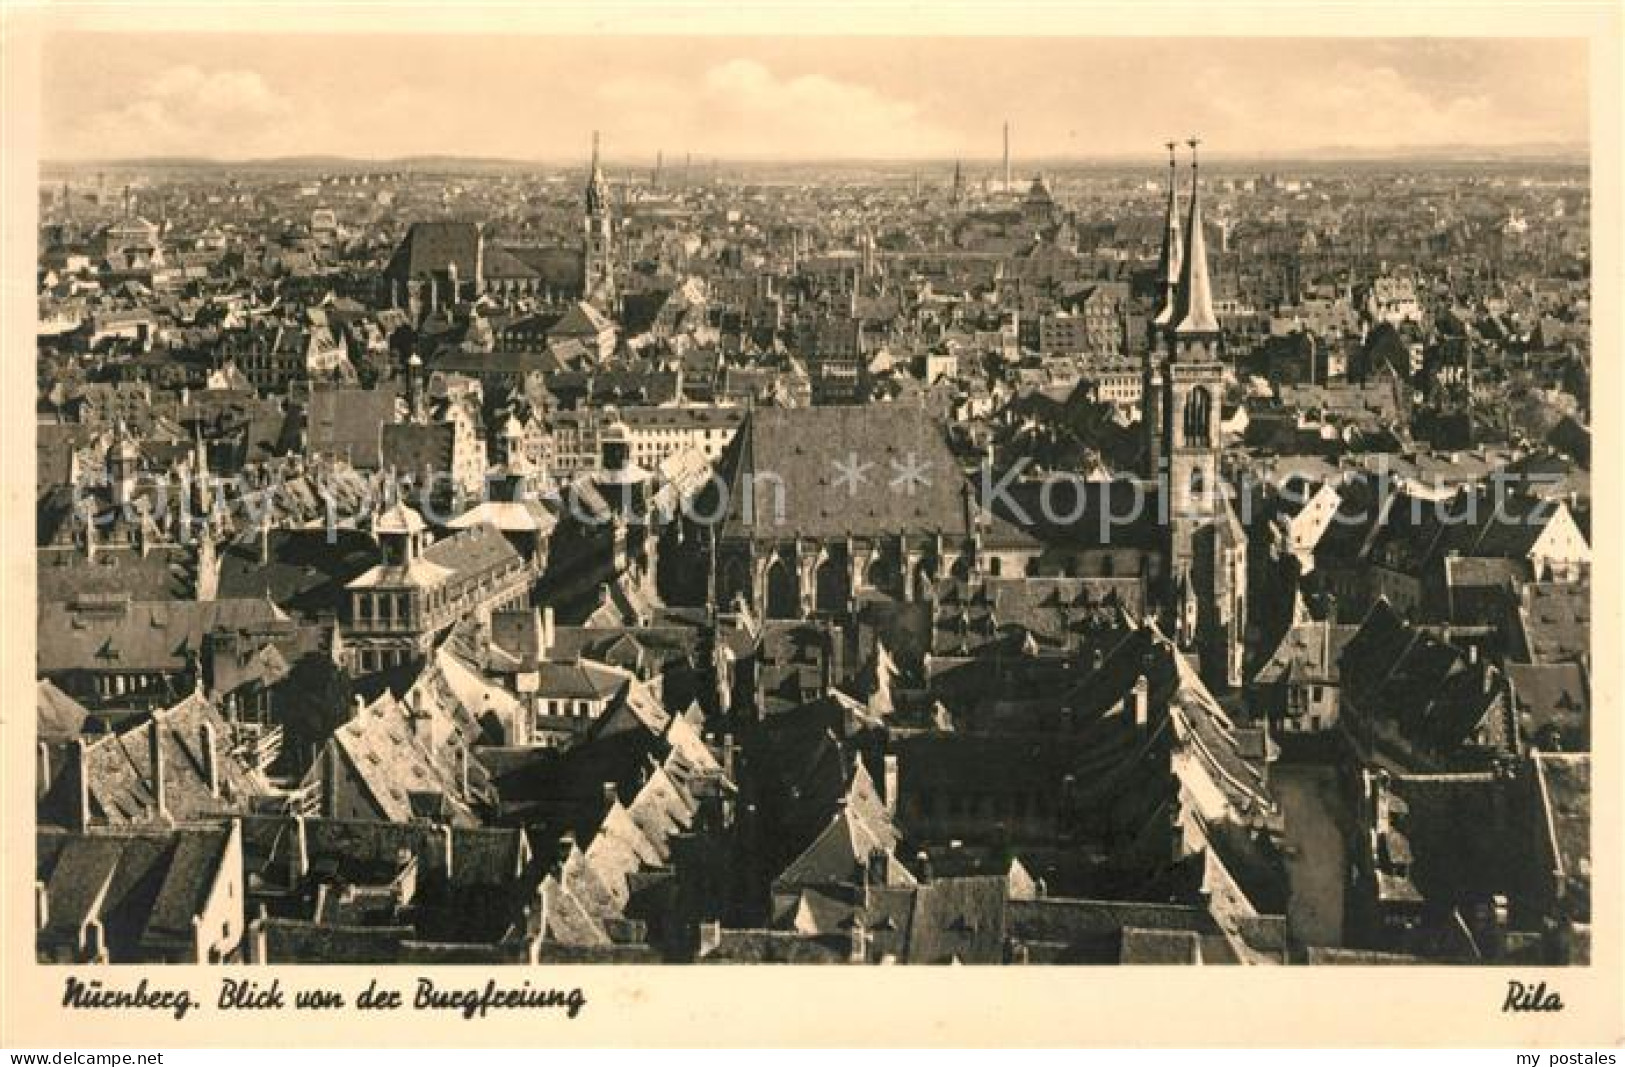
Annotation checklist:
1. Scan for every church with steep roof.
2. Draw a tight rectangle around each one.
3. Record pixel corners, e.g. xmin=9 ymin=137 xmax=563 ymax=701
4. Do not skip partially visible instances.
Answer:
xmin=1141 ymin=139 xmax=1248 ymax=689
xmin=690 ymin=144 xmax=1247 ymax=691
xmin=385 ymin=132 xmax=619 ymax=321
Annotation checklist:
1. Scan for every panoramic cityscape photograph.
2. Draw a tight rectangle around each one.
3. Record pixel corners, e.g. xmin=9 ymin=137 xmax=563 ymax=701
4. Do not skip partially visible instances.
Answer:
xmin=25 ymin=29 xmax=1595 ymax=978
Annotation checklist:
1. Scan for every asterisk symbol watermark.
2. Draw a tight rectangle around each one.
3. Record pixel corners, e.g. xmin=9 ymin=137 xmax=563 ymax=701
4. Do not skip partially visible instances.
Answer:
xmin=832 ymin=452 xmax=874 ymax=497
xmin=889 ymin=452 xmax=933 ymax=496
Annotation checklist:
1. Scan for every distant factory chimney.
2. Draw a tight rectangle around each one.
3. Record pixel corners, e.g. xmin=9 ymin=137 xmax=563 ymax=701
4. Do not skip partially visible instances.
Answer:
xmin=1003 ymin=121 xmax=1011 ymax=191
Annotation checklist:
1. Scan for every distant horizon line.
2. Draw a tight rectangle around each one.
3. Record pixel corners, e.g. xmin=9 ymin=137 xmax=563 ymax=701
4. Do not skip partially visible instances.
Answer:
xmin=41 ymin=143 xmax=1591 ymax=171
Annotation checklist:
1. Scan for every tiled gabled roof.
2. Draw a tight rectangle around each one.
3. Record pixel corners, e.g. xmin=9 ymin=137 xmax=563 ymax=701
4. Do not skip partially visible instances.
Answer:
xmin=37 ymin=825 xmax=236 ymax=961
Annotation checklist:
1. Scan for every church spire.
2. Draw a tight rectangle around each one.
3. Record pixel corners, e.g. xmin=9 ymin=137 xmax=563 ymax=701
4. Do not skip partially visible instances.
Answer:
xmin=586 ymin=130 xmax=610 ymax=217
xmin=1153 ymin=140 xmax=1183 ymax=326
xmin=583 ymin=130 xmax=617 ymax=309
xmin=1173 ymin=137 xmax=1219 ymax=336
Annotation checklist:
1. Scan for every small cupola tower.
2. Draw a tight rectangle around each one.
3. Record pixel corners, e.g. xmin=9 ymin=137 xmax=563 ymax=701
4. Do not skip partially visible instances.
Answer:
xmin=374 ymin=501 xmax=427 ymax=568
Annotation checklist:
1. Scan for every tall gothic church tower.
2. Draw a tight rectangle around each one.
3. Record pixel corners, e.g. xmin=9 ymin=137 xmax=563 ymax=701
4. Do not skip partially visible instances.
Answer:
xmin=1142 ymin=142 xmax=1182 ymax=477
xmin=583 ymin=130 xmax=617 ymax=310
xmin=1164 ymin=140 xmax=1223 ymax=552
xmin=1147 ymin=140 xmax=1248 ymax=690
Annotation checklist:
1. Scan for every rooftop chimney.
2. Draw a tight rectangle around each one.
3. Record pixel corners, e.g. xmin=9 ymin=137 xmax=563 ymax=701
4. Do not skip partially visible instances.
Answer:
xmin=201 ymin=720 xmax=220 ymax=798
xmin=1003 ymin=121 xmax=1011 ymax=190
xmin=696 ymin=919 xmax=722 ymax=959
xmin=322 ymin=740 xmax=341 ymax=818
xmin=848 ymin=921 xmax=870 ymax=964
xmin=149 ymin=719 xmax=170 ymax=822
xmin=290 ymin=814 xmax=310 ymax=882
xmin=69 ymin=739 xmax=91 ymax=831
xmin=1131 ymin=674 xmax=1151 ymax=730
xmin=720 ymin=733 xmax=737 ymax=782
xmin=36 ymin=742 xmax=51 ymax=802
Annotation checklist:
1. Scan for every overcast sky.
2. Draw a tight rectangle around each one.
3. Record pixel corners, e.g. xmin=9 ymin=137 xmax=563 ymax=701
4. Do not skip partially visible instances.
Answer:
xmin=42 ymin=35 xmax=1589 ymax=163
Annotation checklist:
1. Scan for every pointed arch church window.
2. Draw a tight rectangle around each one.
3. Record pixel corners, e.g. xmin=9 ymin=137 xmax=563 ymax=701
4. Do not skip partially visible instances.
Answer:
xmin=1184 ymin=386 xmax=1212 ymax=447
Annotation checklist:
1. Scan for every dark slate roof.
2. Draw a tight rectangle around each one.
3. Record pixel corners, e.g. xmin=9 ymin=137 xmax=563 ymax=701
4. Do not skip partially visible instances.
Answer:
xmin=1314 ymin=471 xmax=1391 ymax=565
xmin=1516 ymin=582 xmax=1589 ymax=664
xmin=1534 ymin=753 xmax=1589 ymax=916
xmin=1252 ymin=620 xmax=1361 ymax=686
xmin=37 ymin=825 xmax=235 ymax=961
xmin=702 ymin=929 xmax=847 ymax=964
xmin=303 ymin=387 xmax=399 ymax=470
xmin=257 ymin=920 xmax=417 ymax=964
xmin=546 ymin=368 xmax=682 ymax=408
xmin=503 ymin=245 xmax=586 ymax=290
xmin=1340 ymin=599 xmax=1516 ymax=758
xmin=927 ymin=575 xmax=1143 ymax=655
xmin=1118 ymin=926 xmax=1202 ymax=964
xmin=429 ymin=349 xmax=560 ymax=379
xmin=215 ymin=528 xmax=377 ymax=620
xmin=38 ymin=546 xmax=193 ymax=603
xmin=1007 ymin=897 xmax=1219 ymax=963
xmin=380 ymin=421 xmax=455 ymax=478
xmin=982 ymin=475 xmax=1162 ymax=551
xmin=711 ymin=404 xmax=1030 ymax=545
xmin=905 ymin=875 xmax=1008 ymax=964
xmin=481 ymin=245 xmax=540 ymax=281
xmin=1381 ymin=772 xmax=1535 ymax=906
xmin=39 ymin=596 xmax=287 ymax=675
xmin=547 ymin=626 xmax=700 ymax=677
xmin=386 ymin=222 xmax=481 ymax=281
xmin=1507 ymin=662 xmax=1588 ymax=749
xmin=1443 ymin=555 xmax=1533 ymax=592
xmin=38 ymin=423 xmax=88 ymax=489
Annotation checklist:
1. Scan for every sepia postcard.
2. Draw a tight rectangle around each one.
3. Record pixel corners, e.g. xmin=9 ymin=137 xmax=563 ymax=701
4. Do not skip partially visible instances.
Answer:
xmin=0 ymin=0 xmax=1620 ymax=1049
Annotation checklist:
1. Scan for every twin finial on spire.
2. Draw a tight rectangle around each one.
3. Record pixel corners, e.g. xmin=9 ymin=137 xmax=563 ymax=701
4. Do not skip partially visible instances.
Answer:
xmin=1157 ymin=136 xmax=1218 ymax=337
xmin=1165 ymin=137 xmax=1201 ymax=168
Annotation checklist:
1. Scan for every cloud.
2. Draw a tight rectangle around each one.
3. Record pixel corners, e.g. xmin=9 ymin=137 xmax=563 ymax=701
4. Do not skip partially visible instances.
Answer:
xmin=43 ymin=37 xmax=1587 ymax=162
xmin=1187 ymin=52 xmax=1583 ymax=151
xmin=73 ymin=65 xmax=294 ymax=158
xmin=598 ymin=58 xmax=958 ymax=159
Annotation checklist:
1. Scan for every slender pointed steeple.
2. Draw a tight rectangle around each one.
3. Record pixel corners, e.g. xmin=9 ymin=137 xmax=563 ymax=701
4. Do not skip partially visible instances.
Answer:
xmin=583 ymin=131 xmax=616 ymax=308
xmin=586 ymin=130 xmax=610 ymax=216
xmin=1153 ymin=140 xmax=1183 ymax=326
xmin=1173 ymin=137 xmax=1219 ymax=336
